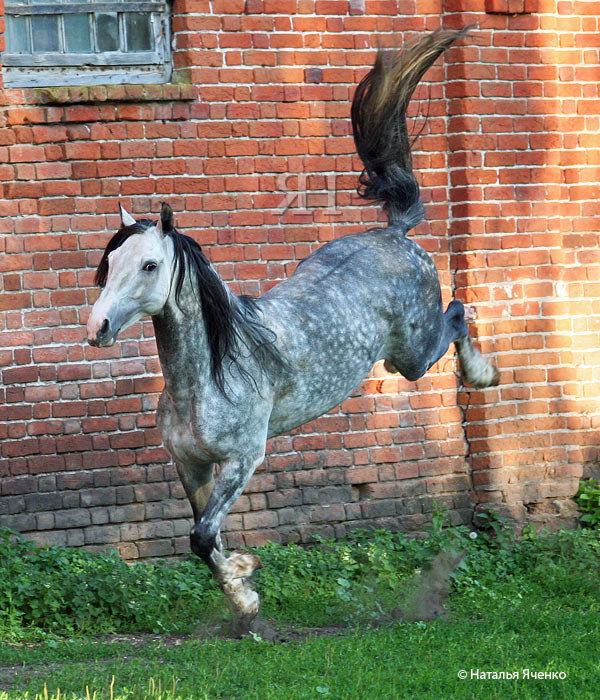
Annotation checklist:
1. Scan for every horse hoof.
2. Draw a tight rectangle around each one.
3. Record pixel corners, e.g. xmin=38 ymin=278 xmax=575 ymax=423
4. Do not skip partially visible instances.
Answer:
xmin=490 ymin=365 xmax=500 ymax=386
xmin=250 ymin=617 xmax=278 ymax=641
xmin=231 ymin=615 xmax=278 ymax=640
xmin=471 ymin=364 xmax=500 ymax=388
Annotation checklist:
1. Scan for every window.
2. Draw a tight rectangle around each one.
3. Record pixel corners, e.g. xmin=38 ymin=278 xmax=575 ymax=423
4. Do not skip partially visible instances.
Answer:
xmin=2 ymin=0 xmax=171 ymax=88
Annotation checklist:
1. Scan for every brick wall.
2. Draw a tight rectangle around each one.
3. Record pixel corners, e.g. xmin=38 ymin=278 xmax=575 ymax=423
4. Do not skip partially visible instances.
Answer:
xmin=1 ymin=0 xmax=599 ymax=558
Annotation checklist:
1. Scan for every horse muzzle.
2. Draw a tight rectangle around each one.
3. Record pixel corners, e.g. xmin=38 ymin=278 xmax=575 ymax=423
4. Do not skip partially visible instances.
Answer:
xmin=87 ymin=315 xmax=118 ymax=347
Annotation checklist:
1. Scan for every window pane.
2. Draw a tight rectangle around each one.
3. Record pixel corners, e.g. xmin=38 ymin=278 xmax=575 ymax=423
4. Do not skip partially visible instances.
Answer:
xmin=125 ymin=13 xmax=153 ymax=52
xmin=31 ymin=15 xmax=60 ymax=52
xmin=64 ymin=14 xmax=92 ymax=52
xmin=96 ymin=13 xmax=119 ymax=52
xmin=6 ymin=16 xmax=31 ymax=53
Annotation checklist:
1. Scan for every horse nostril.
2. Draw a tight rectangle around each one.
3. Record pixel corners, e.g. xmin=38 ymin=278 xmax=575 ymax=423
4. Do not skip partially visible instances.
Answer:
xmin=100 ymin=318 xmax=109 ymax=336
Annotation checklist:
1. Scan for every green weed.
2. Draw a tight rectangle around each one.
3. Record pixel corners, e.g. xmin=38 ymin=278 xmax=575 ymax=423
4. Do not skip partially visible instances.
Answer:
xmin=2 ymin=509 xmax=600 ymax=639
xmin=0 ymin=529 xmax=219 ymax=637
xmin=575 ymin=478 xmax=600 ymax=528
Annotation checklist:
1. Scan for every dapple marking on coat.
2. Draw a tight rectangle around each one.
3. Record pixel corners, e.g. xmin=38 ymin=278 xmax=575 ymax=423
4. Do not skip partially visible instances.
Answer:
xmin=87 ymin=28 xmax=499 ymax=634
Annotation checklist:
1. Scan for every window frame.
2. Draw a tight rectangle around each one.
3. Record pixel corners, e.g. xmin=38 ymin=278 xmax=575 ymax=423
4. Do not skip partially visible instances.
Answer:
xmin=2 ymin=0 xmax=172 ymax=88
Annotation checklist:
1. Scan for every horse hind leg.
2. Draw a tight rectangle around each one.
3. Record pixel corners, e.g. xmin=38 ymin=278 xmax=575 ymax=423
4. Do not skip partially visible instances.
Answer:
xmin=447 ymin=301 xmax=500 ymax=388
xmin=384 ymin=301 xmax=498 ymax=387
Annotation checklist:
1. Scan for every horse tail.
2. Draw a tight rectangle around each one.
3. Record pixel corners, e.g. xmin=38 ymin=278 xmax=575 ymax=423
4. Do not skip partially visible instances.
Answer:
xmin=351 ymin=28 xmax=469 ymax=229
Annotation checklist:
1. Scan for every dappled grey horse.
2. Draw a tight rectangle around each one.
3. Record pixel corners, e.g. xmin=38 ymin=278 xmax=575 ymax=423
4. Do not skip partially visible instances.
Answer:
xmin=87 ymin=29 xmax=498 ymax=633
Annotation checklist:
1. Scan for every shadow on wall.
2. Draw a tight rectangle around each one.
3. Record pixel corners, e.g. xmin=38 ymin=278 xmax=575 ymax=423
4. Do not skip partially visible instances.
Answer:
xmin=446 ymin=4 xmax=600 ymax=531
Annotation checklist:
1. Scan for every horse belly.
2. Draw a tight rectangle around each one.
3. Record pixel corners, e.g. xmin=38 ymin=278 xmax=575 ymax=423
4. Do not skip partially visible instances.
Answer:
xmin=267 ymin=352 xmax=376 ymax=437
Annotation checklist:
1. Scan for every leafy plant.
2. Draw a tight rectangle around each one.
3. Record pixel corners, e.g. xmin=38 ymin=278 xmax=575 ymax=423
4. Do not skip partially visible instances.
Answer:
xmin=575 ymin=478 xmax=600 ymax=528
xmin=0 ymin=529 xmax=217 ymax=636
xmin=3 ymin=515 xmax=600 ymax=640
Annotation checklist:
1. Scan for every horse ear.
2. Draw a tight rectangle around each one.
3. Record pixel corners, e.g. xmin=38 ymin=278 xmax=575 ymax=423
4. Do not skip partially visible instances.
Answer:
xmin=119 ymin=203 xmax=136 ymax=227
xmin=160 ymin=202 xmax=174 ymax=235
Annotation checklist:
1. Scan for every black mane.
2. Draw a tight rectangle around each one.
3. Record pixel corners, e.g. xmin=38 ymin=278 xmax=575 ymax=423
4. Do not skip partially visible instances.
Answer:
xmin=95 ymin=220 xmax=286 ymax=395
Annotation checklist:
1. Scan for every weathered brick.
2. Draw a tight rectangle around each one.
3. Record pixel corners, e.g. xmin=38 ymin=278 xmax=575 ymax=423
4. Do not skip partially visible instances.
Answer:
xmin=302 ymin=486 xmax=353 ymax=505
xmin=84 ymin=525 xmax=122 ymax=544
xmin=54 ymin=509 xmax=92 ymax=529
xmin=0 ymin=513 xmax=37 ymax=530
xmin=36 ymin=513 xmax=55 ymax=530
xmin=91 ymin=508 xmax=110 ymax=526
xmin=80 ymin=488 xmax=117 ymax=508
xmin=137 ymin=539 xmax=175 ymax=558
xmin=266 ymin=489 xmax=303 ymax=509
xmin=0 ymin=7 xmax=596 ymax=558
xmin=109 ymin=504 xmax=146 ymax=523
xmin=137 ymin=521 xmax=174 ymax=539
xmin=24 ymin=493 xmax=63 ymax=511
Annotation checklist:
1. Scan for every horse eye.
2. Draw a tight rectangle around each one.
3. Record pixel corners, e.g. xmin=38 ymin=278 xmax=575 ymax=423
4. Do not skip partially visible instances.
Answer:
xmin=143 ymin=262 xmax=157 ymax=272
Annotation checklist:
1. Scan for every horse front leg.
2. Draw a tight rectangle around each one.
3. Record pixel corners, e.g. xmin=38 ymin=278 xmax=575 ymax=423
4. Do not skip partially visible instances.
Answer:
xmin=175 ymin=459 xmax=215 ymax=524
xmin=189 ymin=455 xmax=265 ymax=635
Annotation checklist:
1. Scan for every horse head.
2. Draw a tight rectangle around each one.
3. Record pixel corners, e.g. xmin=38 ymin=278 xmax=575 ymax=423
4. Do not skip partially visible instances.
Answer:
xmin=86 ymin=203 xmax=174 ymax=347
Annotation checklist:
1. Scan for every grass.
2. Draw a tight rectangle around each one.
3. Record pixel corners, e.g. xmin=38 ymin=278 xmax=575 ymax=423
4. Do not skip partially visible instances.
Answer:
xmin=2 ymin=605 xmax=599 ymax=700
xmin=1 ymin=516 xmax=600 ymax=699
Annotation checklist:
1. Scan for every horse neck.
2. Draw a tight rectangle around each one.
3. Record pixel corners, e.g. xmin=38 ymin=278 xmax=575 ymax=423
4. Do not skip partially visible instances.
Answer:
xmin=152 ymin=268 xmax=212 ymax=403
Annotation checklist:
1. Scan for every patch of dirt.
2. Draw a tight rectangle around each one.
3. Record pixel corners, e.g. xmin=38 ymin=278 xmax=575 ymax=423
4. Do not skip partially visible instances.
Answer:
xmin=0 ymin=621 xmax=349 ymax=688
xmin=0 ymin=662 xmax=64 ymax=689
xmin=102 ymin=618 xmax=349 ymax=645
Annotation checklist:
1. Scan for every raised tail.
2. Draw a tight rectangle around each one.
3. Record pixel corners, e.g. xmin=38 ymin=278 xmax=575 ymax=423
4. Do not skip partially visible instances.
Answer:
xmin=351 ymin=28 xmax=469 ymax=229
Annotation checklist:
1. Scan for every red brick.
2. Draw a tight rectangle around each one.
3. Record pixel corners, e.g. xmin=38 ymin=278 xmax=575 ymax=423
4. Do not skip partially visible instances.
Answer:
xmin=0 ymin=10 xmax=598 ymax=554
